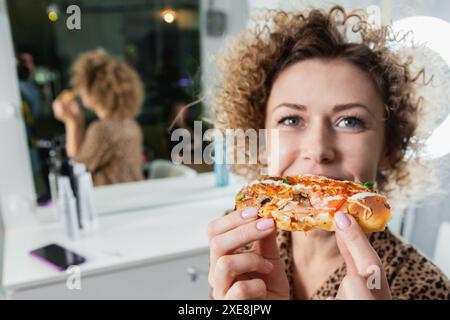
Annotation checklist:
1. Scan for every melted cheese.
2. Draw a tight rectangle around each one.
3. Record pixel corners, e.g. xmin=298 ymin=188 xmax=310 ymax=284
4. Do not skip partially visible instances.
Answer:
xmin=349 ymin=192 xmax=383 ymax=201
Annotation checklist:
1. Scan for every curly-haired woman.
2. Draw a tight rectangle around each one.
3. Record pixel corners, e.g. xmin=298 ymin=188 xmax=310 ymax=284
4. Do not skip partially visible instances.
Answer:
xmin=52 ymin=48 xmax=144 ymax=186
xmin=207 ymin=6 xmax=450 ymax=299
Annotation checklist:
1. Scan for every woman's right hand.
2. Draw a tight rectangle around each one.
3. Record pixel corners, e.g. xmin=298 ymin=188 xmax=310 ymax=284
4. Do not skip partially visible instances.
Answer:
xmin=208 ymin=208 xmax=290 ymax=300
xmin=52 ymin=90 xmax=82 ymax=125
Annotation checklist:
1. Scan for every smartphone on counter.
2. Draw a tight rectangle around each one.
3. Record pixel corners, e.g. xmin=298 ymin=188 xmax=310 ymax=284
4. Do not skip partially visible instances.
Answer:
xmin=29 ymin=243 xmax=86 ymax=271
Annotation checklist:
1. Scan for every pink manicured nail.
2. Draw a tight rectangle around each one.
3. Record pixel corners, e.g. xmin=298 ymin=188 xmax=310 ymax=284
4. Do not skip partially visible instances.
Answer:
xmin=256 ymin=218 xmax=274 ymax=231
xmin=334 ymin=211 xmax=351 ymax=230
xmin=241 ymin=207 xmax=258 ymax=219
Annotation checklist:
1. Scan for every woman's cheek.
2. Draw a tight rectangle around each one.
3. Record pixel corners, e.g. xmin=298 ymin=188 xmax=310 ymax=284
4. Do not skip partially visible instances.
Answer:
xmin=267 ymin=131 xmax=299 ymax=175
xmin=338 ymin=138 xmax=380 ymax=182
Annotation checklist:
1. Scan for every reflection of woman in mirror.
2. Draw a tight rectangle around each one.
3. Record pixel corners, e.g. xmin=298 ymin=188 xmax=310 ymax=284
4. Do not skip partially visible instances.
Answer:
xmin=52 ymin=48 xmax=144 ymax=186
xmin=207 ymin=6 xmax=450 ymax=299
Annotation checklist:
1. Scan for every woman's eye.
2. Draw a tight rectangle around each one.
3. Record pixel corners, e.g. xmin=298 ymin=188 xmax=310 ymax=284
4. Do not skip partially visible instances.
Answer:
xmin=279 ymin=116 xmax=303 ymax=127
xmin=337 ymin=117 xmax=366 ymax=129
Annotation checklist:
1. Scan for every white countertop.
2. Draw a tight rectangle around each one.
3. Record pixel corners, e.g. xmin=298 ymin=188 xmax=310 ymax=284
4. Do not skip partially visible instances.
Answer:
xmin=2 ymin=173 xmax=243 ymax=292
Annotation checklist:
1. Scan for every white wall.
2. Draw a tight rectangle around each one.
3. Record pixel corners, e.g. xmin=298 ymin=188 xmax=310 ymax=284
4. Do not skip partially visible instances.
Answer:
xmin=199 ymin=0 xmax=249 ymax=117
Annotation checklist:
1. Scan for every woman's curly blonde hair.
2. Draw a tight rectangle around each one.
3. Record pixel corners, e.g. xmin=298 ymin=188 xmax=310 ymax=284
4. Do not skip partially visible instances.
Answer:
xmin=70 ymin=48 xmax=143 ymax=119
xmin=211 ymin=5 xmax=437 ymax=204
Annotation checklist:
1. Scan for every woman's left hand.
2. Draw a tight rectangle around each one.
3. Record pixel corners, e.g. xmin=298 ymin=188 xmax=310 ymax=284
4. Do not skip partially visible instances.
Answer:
xmin=331 ymin=211 xmax=392 ymax=300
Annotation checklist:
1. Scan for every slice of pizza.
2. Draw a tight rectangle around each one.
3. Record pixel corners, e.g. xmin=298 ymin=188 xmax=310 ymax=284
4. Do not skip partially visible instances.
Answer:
xmin=235 ymin=175 xmax=392 ymax=233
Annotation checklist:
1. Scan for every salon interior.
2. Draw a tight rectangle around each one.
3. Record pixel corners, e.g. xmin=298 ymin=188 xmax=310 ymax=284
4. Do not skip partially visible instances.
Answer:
xmin=0 ymin=0 xmax=449 ymax=300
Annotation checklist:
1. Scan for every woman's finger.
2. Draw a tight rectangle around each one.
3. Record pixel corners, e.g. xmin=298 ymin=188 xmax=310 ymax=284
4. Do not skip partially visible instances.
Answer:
xmin=337 ymin=275 xmax=375 ymax=300
xmin=207 ymin=208 xmax=259 ymax=240
xmin=213 ymin=253 xmax=273 ymax=298
xmin=225 ymin=278 xmax=267 ymax=300
xmin=209 ymin=218 xmax=275 ymax=274
xmin=207 ymin=208 xmax=259 ymax=285
xmin=335 ymin=233 xmax=358 ymax=275
xmin=52 ymin=100 xmax=69 ymax=122
xmin=334 ymin=212 xmax=392 ymax=300
xmin=333 ymin=211 xmax=381 ymax=277
xmin=253 ymin=228 xmax=281 ymax=260
xmin=52 ymin=100 xmax=63 ymax=112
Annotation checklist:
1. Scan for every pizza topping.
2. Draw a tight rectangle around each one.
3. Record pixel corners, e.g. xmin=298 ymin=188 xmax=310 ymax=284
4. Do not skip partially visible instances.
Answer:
xmin=327 ymin=198 xmax=347 ymax=217
xmin=360 ymin=182 xmax=375 ymax=190
xmin=292 ymin=184 xmax=311 ymax=191
xmin=349 ymin=192 xmax=381 ymax=201
xmin=251 ymin=179 xmax=287 ymax=186
xmin=292 ymin=192 xmax=311 ymax=206
xmin=275 ymin=199 xmax=289 ymax=209
xmin=235 ymin=194 xmax=244 ymax=201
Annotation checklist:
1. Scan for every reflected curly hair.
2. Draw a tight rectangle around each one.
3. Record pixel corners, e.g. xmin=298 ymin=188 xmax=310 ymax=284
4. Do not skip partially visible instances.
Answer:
xmin=70 ymin=48 xmax=143 ymax=119
xmin=211 ymin=5 xmax=431 ymax=196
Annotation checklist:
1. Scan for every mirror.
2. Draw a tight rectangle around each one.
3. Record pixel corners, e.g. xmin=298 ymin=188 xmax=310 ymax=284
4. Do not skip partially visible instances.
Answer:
xmin=7 ymin=0 xmax=213 ymax=207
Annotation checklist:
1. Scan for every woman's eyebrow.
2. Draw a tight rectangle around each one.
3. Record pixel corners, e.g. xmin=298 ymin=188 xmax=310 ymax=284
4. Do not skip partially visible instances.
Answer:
xmin=273 ymin=102 xmax=377 ymax=118
xmin=273 ymin=103 xmax=307 ymax=111
xmin=333 ymin=103 xmax=376 ymax=118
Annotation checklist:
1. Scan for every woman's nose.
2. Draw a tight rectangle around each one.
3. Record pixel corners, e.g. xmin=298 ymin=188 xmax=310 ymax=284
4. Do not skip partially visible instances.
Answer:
xmin=301 ymin=124 xmax=336 ymax=164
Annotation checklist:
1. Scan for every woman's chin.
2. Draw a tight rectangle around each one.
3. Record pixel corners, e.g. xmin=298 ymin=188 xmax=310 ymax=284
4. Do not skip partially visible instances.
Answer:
xmin=294 ymin=228 xmax=334 ymax=239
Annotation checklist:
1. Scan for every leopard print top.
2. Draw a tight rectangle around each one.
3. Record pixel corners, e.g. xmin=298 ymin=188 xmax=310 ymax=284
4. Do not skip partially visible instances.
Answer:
xmin=276 ymin=228 xmax=450 ymax=300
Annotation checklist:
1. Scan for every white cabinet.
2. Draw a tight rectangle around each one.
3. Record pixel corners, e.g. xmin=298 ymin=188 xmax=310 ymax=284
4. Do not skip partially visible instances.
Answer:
xmin=8 ymin=252 xmax=211 ymax=300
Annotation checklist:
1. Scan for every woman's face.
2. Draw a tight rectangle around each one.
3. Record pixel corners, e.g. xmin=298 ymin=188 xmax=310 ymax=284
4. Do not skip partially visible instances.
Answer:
xmin=264 ymin=58 xmax=386 ymax=183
